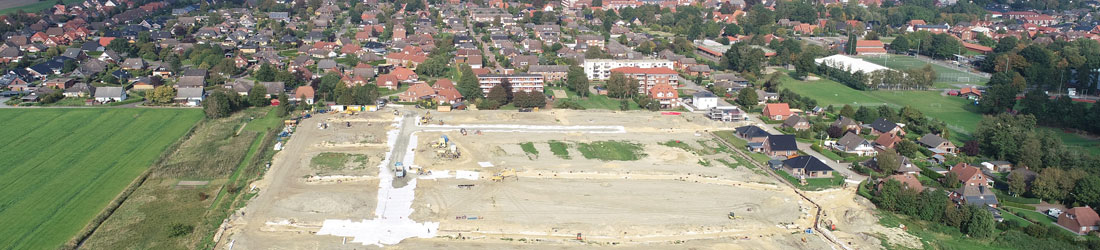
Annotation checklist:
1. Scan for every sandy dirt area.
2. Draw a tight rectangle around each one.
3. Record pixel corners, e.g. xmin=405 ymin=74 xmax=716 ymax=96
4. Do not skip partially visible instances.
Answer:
xmin=805 ymin=186 xmax=923 ymax=250
xmin=218 ymin=108 xmax=902 ymax=249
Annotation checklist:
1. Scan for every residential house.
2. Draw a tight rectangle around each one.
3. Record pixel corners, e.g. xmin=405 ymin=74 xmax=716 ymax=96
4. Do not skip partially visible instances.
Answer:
xmin=917 ymin=134 xmax=956 ymax=154
xmin=831 ymin=116 xmax=862 ymax=134
xmin=736 ymin=125 xmax=772 ymax=143
xmin=177 ymin=75 xmax=205 ymax=88
xmin=833 ymin=132 xmax=876 ymax=156
xmin=764 ymin=135 xmax=798 ymax=157
xmin=1058 ymin=207 xmax=1100 ymax=235
xmin=950 ymin=163 xmax=994 ymax=187
xmin=94 ymin=86 xmax=127 ymax=102
xmin=763 ymin=103 xmax=792 ymax=120
xmin=292 ymin=86 xmax=315 ymax=105
xmin=711 ymin=73 xmax=749 ymax=94
xmin=63 ymin=82 xmax=94 ymax=97
xmin=400 ymin=82 xmax=436 ymax=102
xmin=869 ymin=118 xmax=904 ymax=136
xmin=648 ymin=83 xmax=679 ymax=108
xmin=782 ymin=115 xmax=810 ymax=131
xmin=863 ymin=154 xmax=919 ymax=174
xmin=879 ymin=174 xmax=924 ymax=191
xmin=691 ymin=91 xmax=719 ymax=110
xmin=131 ymin=77 xmax=159 ymax=91
xmin=756 ymin=89 xmax=778 ymax=104
xmin=121 ymin=58 xmax=146 ymax=70
xmin=950 ymin=185 xmax=999 ymax=208
xmin=175 ymin=87 xmax=204 ymax=106
xmin=874 ymin=132 xmax=902 ymax=149
xmin=43 ymin=78 xmax=75 ymax=89
xmin=782 ymin=156 xmax=834 ymax=178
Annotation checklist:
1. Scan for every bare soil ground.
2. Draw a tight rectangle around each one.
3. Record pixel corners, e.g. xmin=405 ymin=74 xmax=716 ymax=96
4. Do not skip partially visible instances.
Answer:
xmin=219 ymin=108 xmax=903 ymax=249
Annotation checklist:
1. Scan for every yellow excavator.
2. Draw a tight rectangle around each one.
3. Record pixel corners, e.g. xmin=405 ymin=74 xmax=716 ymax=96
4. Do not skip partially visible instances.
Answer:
xmin=491 ymin=169 xmax=517 ymax=182
xmin=420 ymin=111 xmax=432 ymax=124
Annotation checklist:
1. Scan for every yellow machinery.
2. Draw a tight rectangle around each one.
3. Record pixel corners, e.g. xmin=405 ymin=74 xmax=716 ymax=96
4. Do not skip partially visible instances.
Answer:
xmin=491 ymin=169 xmax=517 ymax=182
xmin=728 ymin=212 xmax=742 ymax=220
xmin=420 ymin=111 xmax=432 ymax=124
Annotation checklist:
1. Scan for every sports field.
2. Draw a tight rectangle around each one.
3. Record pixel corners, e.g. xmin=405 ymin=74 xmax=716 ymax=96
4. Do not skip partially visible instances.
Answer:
xmin=859 ymin=55 xmax=988 ymax=88
xmin=781 ymin=74 xmax=982 ymax=138
xmin=0 ymin=0 xmax=82 ymax=15
xmin=0 ymin=108 xmax=203 ymax=249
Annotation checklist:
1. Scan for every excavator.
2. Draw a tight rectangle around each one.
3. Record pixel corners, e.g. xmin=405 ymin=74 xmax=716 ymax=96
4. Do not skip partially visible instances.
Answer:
xmin=491 ymin=169 xmax=517 ymax=182
xmin=420 ymin=111 xmax=432 ymax=124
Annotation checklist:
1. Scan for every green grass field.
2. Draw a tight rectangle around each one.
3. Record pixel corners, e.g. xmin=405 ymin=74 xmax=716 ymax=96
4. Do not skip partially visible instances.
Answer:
xmin=0 ymin=0 xmax=82 ymax=15
xmin=0 ymin=109 xmax=203 ymax=249
xmin=548 ymin=140 xmax=570 ymax=159
xmin=83 ymin=107 xmax=281 ymax=249
xmin=859 ymin=55 xmax=988 ymax=86
xmin=519 ymin=142 xmax=538 ymax=155
xmin=550 ymin=87 xmax=640 ymax=110
xmin=781 ymin=74 xmax=982 ymax=140
xmin=576 ymin=141 xmax=645 ymax=161
xmin=310 ymin=152 xmax=367 ymax=170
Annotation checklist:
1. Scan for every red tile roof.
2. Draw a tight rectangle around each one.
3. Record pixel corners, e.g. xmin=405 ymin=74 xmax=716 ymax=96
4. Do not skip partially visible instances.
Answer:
xmin=764 ymin=103 xmax=792 ymax=116
xmin=648 ymin=83 xmax=678 ymax=99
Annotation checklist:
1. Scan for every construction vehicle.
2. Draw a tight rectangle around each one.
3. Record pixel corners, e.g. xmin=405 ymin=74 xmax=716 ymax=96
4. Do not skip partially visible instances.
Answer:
xmin=394 ymin=162 xmax=406 ymax=178
xmin=436 ymin=144 xmax=460 ymax=159
xmin=433 ymin=135 xmax=450 ymax=148
xmin=420 ymin=111 xmax=432 ymax=124
xmin=728 ymin=212 xmax=742 ymax=220
xmin=491 ymin=169 xmax=517 ymax=182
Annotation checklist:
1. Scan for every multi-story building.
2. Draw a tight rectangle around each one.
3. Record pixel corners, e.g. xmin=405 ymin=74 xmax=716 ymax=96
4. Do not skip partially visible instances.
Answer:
xmin=609 ymin=66 xmax=679 ymax=94
xmin=477 ymin=74 xmax=545 ymax=96
xmin=527 ymin=65 xmax=569 ymax=82
xmin=583 ymin=59 xmax=674 ymax=80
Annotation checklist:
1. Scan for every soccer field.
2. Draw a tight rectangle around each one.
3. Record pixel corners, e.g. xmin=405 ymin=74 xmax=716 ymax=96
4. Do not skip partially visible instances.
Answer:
xmin=0 ymin=108 xmax=203 ymax=249
xmin=859 ymin=55 xmax=988 ymax=86
xmin=781 ymin=74 xmax=982 ymax=138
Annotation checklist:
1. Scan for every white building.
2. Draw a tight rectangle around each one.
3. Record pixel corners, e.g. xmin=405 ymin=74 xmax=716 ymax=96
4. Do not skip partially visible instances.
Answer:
xmin=476 ymin=74 xmax=545 ymax=96
xmin=692 ymin=91 xmax=719 ymax=110
xmin=94 ymin=87 xmax=127 ymax=103
xmin=583 ymin=59 xmax=674 ymax=80
xmin=814 ymin=54 xmax=891 ymax=74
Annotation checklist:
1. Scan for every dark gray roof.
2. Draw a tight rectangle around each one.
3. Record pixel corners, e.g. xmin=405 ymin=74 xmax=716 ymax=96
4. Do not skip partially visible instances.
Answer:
xmin=917 ymin=134 xmax=949 ymax=148
xmin=782 ymin=115 xmax=807 ymax=127
xmin=94 ymin=87 xmax=125 ymax=98
xmin=955 ymin=185 xmax=999 ymax=207
xmin=692 ymin=91 xmax=717 ymax=98
xmin=735 ymin=125 xmax=771 ymax=138
xmin=767 ymin=135 xmax=798 ymax=151
xmin=783 ymin=156 xmax=833 ymax=172
xmin=870 ymin=118 xmax=898 ymax=133
xmin=836 ymin=132 xmax=868 ymax=149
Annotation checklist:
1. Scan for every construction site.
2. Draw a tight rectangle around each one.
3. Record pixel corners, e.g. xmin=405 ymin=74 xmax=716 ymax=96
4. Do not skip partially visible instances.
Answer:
xmin=218 ymin=107 xmax=907 ymax=249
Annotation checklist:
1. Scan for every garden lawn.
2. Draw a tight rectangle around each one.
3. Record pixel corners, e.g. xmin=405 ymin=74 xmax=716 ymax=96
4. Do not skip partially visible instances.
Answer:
xmin=550 ymin=87 xmax=640 ymax=110
xmin=780 ymin=74 xmax=981 ymax=140
xmin=0 ymin=109 xmax=202 ymax=249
